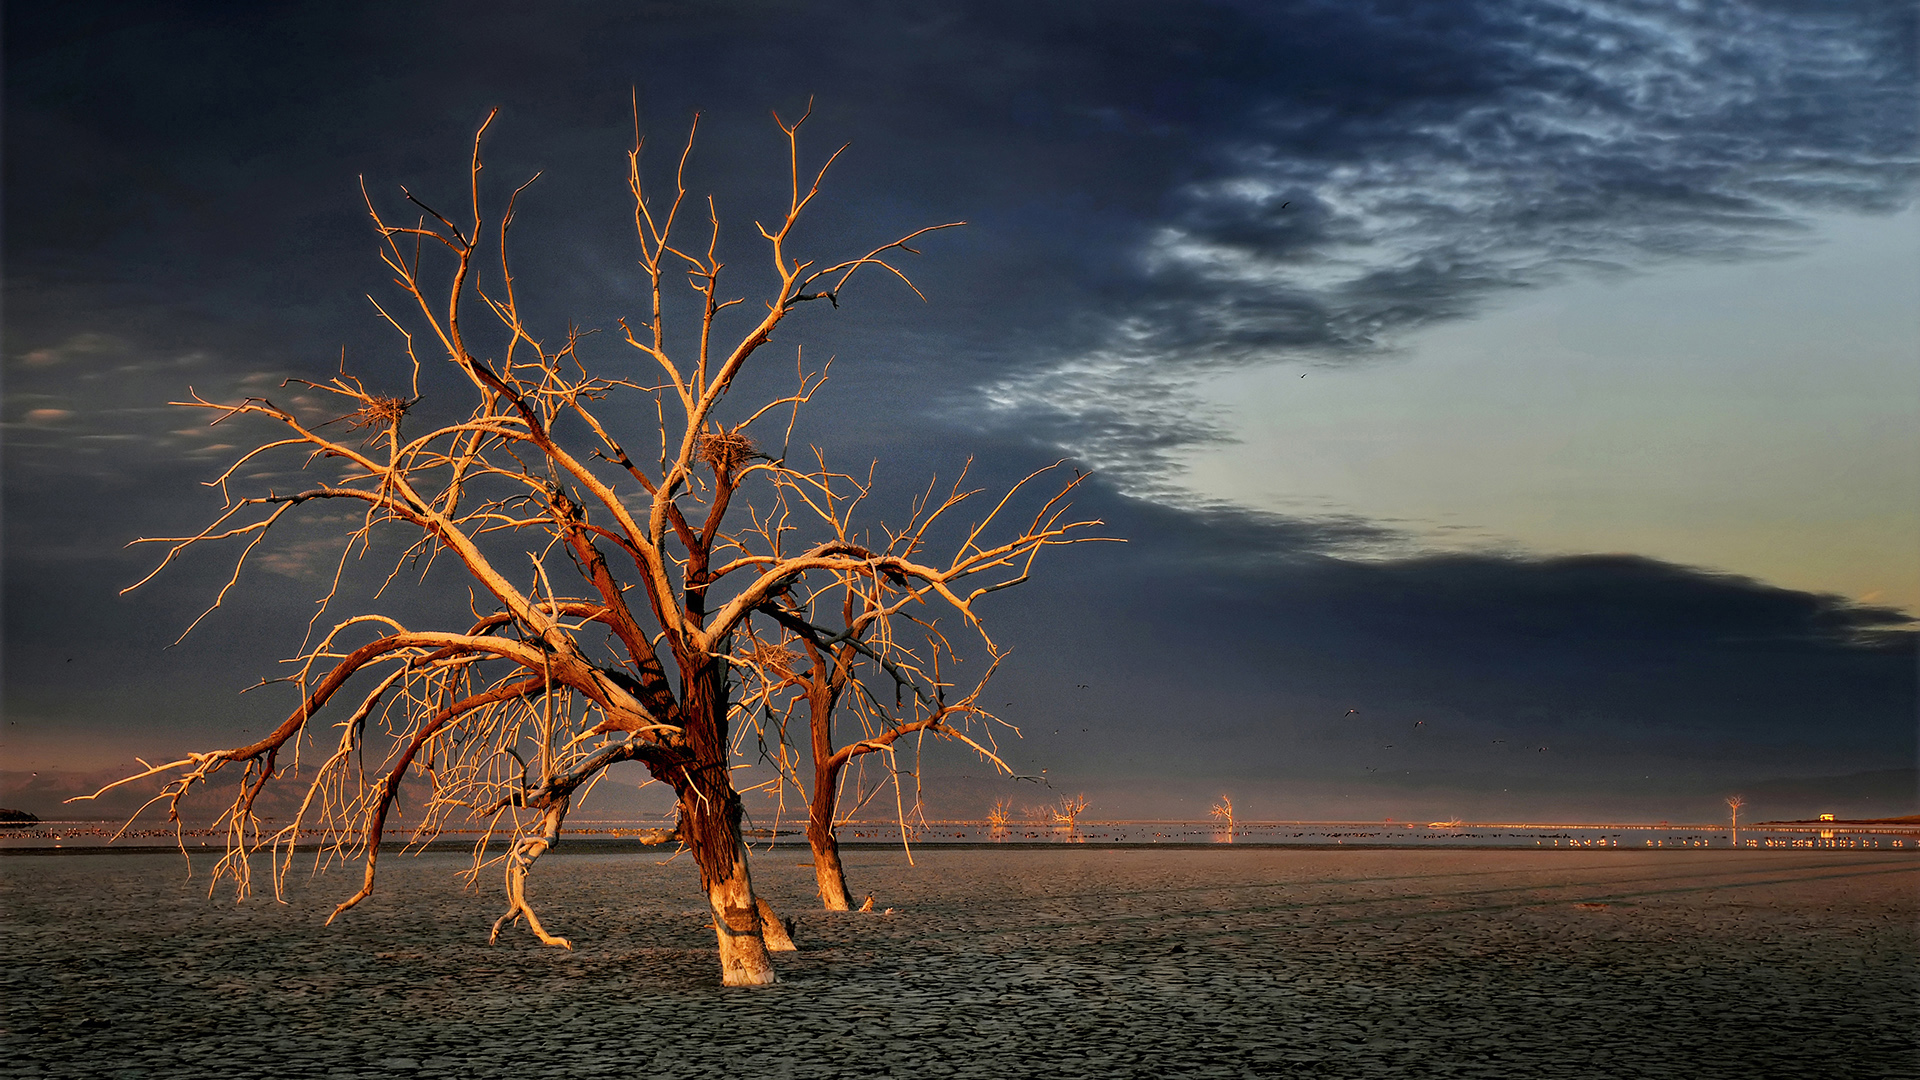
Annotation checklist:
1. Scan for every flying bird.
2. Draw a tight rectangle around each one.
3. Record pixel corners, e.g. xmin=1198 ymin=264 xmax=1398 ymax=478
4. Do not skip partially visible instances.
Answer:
xmin=1343 ymin=708 xmax=1359 ymax=717
xmin=1538 ymin=746 xmax=1549 ymax=753
xmin=1280 ymin=201 xmax=1290 ymax=208
xmin=1413 ymin=720 xmax=1425 ymax=728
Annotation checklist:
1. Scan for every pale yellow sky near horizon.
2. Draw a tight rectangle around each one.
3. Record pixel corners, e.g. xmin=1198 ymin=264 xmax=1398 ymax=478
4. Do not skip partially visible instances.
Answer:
xmin=1180 ymin=211 xmax=1920 ymax=614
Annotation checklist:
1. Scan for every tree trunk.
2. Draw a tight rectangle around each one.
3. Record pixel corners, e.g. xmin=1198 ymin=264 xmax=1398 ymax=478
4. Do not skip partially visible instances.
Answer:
xmin=809 ymin=761 xmax=856 ymax=910
xmin=698 ymin=831 xmax=776 ymax=985
xmin=679 ymin=655 xmax=777 ymax=986
xmin=811 ymin=832 xmax=855 ymax=911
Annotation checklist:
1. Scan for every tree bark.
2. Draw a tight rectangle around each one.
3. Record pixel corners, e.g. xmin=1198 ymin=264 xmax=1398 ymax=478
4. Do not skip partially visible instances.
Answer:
xmin=757 ymin=898 xmax=797 ymax=951
xmin=808 ymin=678 xmax=857 ymax=911
xmin=678 ymin=653 xmax=777 ymax=985
xmin=701 ymin=830 xmax=777 ymax=985
xmin=809 ymin=806 xmax=855 ymax=911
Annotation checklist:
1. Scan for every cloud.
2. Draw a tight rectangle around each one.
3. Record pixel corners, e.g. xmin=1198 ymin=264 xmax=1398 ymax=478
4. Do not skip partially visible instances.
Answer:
xmin=978 ymin=0 xmax=1920 ymax=494
xmin=5 ymin=331 xmax=128 ymax=369
xmin=999 ymin=489 xmax=1915 ymax=788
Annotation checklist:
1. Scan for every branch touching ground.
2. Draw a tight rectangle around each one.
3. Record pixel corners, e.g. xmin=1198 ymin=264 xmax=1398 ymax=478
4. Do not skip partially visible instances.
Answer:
xmin=491 ymin=801 xmax=573 ymax=949
xmin=757 ymin=898 xmax=797 ymax=951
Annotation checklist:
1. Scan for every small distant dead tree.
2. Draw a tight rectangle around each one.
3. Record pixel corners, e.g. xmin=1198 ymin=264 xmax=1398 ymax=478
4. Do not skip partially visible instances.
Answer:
xmin=1726 ymin=795 xmax=1746 ymax=843
xmin=986 ymin=798 xmax=1013 ymax=830
xmin=73 ymin=106 xmax=1098 ymax=986
xmin=1052 ymin=793 xmax=1090 ymax=830
xmin=1211 ymin=794 xmax=1235 ymax=830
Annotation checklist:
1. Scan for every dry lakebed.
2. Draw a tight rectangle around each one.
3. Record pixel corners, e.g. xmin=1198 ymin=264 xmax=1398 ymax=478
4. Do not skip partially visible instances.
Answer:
xmin=3 ymin=846 xmax=1914 ymax=1078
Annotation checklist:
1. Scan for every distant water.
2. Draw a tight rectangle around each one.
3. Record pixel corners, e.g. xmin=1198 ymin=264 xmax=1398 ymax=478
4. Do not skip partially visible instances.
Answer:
xmin=790 ymin=820 xmax=1916 ymax=851
xmin=7 ymin=819 xmax=1911 ymax=851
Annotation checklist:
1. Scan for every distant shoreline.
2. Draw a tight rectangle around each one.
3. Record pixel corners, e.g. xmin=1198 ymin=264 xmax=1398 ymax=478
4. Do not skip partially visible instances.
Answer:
xmin=5 ymin=842 xmax=1918 ymax=859
xmin=5 ymin=815 xmax=1914 ymax=855
xmin=10 ymin=816 xmax=1918 ymax=829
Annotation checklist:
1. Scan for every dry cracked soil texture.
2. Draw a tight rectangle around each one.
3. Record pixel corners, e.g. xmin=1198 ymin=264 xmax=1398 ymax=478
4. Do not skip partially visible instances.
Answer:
xmin=2 ymin=846 xmax=1915 ymax=1079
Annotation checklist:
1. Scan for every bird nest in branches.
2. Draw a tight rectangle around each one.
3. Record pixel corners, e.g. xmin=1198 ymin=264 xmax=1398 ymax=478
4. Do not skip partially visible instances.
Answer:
xmin=696 ymin=429 xmax=757 ymax=476
xmin=345 ymin=395 xmax=410 ymax=430
xmin=742 ymin=641 xmax=798 ymax=680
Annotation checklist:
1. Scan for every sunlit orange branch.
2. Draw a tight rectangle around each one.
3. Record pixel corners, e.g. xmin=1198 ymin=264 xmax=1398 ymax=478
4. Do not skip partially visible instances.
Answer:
xmin=327 ymin=673 xmax=546 ymax=922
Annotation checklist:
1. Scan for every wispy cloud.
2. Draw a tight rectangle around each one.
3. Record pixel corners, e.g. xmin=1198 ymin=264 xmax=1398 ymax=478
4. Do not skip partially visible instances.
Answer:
xmin=983 ymin=0 xmax=1918 ymax=501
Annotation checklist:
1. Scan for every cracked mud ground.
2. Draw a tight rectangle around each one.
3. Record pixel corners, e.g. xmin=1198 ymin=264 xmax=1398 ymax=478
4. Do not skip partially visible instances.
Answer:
xmin=4 ymin=848 xmax=1914 ymax=1078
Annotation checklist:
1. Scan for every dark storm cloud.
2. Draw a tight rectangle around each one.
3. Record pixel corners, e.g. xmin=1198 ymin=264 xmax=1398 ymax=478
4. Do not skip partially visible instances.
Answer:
xmin=981 ymin=488 xmax=1915 ymax=816
xmin=4 ymin=2 xmax=1913 ymax=814
xmin=10 ymin=2 xmax=1914 ymax=461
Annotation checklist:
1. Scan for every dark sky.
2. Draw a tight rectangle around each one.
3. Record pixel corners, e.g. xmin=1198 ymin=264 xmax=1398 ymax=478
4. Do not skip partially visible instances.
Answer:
xmin=4 ymin=0 xmax=1915 ymax=823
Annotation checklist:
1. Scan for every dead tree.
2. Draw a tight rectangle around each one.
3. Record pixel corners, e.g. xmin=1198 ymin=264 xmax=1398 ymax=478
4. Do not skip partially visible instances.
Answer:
xmin=1211 ymin=794 xmax=1235 ymax=838
xmin=74 ymin=107 xmax=1098 ymax=986
xmin=1052 ymin=793 xmax=1090 ymax=830
xmin=733 ymin=540 xmax=1025 ymax=910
